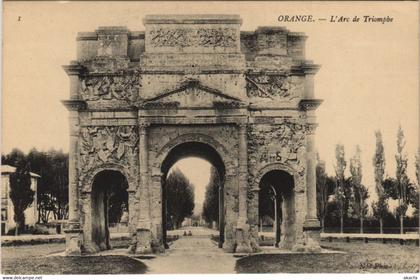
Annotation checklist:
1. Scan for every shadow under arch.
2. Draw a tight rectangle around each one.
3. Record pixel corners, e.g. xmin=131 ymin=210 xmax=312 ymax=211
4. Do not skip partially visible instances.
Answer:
xmin=90 ymin=169 xmax=129 ymax=252
xmin=258 ymin=168 xmax=295 ymax=249
xmin=160 ymin=141 xmax=227 ymax=249
xmin=83 ymin=163 xmax=134 ymax=193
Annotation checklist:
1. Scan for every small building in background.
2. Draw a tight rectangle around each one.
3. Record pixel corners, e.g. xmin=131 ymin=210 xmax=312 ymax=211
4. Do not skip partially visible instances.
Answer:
xmin=1 ymin=165 xmax=40 ymax=234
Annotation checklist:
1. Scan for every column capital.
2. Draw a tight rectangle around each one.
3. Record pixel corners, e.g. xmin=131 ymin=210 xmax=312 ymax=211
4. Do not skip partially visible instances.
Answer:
xmin=301 ymin=63 xmax=321 ymax=75
xmin=238 ymin=122 xmax=248 ymax=130
xmin=305 ymin=123 xmax=319 ymax=135
xmin=139 ymin=122 xmax=150 ymax=134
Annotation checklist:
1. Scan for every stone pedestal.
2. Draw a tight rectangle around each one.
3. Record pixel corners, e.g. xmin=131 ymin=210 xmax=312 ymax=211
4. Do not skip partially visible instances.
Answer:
xmin=235 ymin=222 xmax=252 ymax=253
xmin=64 ymin=226 xmax=82 ymax=256
xmin=135 ymin=228 xmax=153 ymax=254
xmin=303 ymin=220 xmax=322 ymax=252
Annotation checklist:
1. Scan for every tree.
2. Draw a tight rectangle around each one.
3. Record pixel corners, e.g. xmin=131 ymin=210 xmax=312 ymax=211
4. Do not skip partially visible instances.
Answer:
xmin=202 ymin=167 xmax=220 ymax=227
xmin=350 ymin=146 xmax=369 ymax=233
xmin=106 ymin=175 xmax=129 ymax=224
xmin=316 ymin=156 xmax=335 ymax=232
xmin=9 ymin=162 xmax=35 ymax=235
xmin=395 ymin=126 xmax=411 ymax=234
xmin=2 ymin=149 xmax=70 ymax=225
xmin=26 ymin=149 xmax=69 ymax=222
xmin=334 ymin=144 xmax=347 ymax=233
xmin=412 ymin=153 xmax=420 ymax=221
xmin=165 ymin=168 xmax=195 ymax=229
xmin=372 ymin=130 xmax=387 ymax=233
xmin=2 ymin=148 xmax=26 ymax=167
xmin=416 ymin=153 xmax=420 ymax=187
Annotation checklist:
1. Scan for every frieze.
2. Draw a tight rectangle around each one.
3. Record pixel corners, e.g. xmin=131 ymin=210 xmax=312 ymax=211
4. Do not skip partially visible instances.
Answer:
xmin=246 ymin=75 xmax=302 ymax=99
xmin=213 ymin=101 xmax=242 ymax=109
xmin=80 ymin=74 xmax=140 ymax=102
xmin=149 ymin=28 xmax=236 ymax=48
xmin=140 ymin=101 xmax=180 ymax=109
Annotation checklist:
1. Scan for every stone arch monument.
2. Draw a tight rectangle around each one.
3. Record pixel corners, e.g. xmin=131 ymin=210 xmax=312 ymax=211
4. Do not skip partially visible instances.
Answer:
xmin=62 ymin=14 xmax=322 ymax=255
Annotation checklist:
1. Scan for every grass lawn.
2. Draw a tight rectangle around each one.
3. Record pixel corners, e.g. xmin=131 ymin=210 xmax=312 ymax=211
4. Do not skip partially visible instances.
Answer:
xmin=1 ymin=243 xmax=147 ymax=275
xmin=236 ymin=240 xmax=420 ymax=273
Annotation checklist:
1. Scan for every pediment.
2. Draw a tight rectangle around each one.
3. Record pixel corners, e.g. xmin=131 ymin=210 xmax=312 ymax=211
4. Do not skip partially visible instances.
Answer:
xmin=140 ymin=80 xmax=243 ymax=109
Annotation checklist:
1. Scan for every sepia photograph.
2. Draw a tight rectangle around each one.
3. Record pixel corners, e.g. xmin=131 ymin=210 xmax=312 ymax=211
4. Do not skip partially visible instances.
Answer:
xmin=1 ymin=0 xmax=419 ymax=277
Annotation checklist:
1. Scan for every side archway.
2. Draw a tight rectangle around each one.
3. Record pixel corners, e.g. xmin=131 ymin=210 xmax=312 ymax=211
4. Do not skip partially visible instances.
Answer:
xmin=81 ymin=166 xmax=130 ymax=253
xmin=256 ymin=163 xmax=296 ymax=249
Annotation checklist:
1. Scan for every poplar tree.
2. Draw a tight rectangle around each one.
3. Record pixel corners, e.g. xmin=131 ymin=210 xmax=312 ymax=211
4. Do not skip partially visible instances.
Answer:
xmin=372 ymin=130 xmax=388 ymax=233
xmin=316 ymin=155 xmax=335 ymax=232
xmin=350 ymin=146 xmax=369 ymax=233
xmin=395 ymin=126 xmax=410 ymax=234
xmin=334 ymin=144 xmax=347 ymax=233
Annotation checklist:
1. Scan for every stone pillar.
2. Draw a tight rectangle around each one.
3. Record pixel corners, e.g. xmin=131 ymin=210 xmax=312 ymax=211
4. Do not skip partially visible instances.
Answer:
xmin=235 ymin=123 xmax=252 ymax=253
xmin=68 ymin=111 xmax=79 ymax=224
xmin=65 ymin=110 xmax=82 ymax=255
xmin=218 ymin=185 xmax=225 ymax=248
xmin=222 ymin=174 xmax=236 ymax=253
xmin=135 ymin=123 xmax=152 ymax=254
xmin=62 ymin=63 xmax=84 ymax=256
xmin=305 ymin=126 xmax=319 ymax=224
xmin=302 ymin=124 xmax=321 ymax=252
xmin=301 ymin=63 xmax=322 ymax=252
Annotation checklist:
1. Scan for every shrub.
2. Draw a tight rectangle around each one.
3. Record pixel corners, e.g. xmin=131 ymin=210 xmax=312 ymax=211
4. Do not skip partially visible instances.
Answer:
xmin=29 ymin=224 xmax=50 ymax=235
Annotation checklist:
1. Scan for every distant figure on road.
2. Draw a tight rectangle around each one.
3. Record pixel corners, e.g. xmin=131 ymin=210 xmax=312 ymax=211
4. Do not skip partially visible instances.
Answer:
xmin=188 ymin=230 xmax=192 ymax=236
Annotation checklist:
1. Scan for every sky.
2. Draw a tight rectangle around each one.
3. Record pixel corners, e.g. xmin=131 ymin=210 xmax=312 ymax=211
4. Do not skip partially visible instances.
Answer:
xmin=2 ymin=1 xmax=418 ymax=208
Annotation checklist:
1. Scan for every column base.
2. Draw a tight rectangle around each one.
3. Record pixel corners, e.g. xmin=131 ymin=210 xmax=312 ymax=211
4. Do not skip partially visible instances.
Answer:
xmin=135 ymin=228 xmax=152 ymax=254
xmin=302 ymin=219 xmax=322 ymax=252
xmin=222 ymin=239 xmax=236 ymax=253
xmin=64 ymin=228 xmax=82 ymax=256
xmin=279 ymin=234 xmax=295 ymax=250
xmin=82 ymin=242 xmax=101 ymax=254
xmin=235 ymin=224 xmax=252 ymax=253
xmin=249 ymin=225 xmax=261 ymax=252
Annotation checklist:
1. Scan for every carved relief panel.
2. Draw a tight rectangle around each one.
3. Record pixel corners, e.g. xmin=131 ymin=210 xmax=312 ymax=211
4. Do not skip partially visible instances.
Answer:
xmin=78 ymin=126 xmax=139 ymax=190
xmin=247 ymin=122 xmax=308 ymax=193
xmin=80 ymin=74 xmax=141 ymax=102
xmin=149 ymin=27 xmax=237 ymax=49
xmin=246 ymin=74 xmax=303 ymax=100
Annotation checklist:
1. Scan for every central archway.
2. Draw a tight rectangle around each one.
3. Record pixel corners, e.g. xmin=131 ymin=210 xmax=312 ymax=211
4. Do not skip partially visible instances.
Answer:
xmin=160 ymin=141 xmax=226 ymax=248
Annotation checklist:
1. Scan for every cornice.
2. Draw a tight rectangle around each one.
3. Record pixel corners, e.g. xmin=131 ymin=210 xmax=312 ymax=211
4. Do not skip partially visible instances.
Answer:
xmin=61 ymin=99 xmax=87 ymax=111
xmin=298 ymin=99 xmax=323 ymax=111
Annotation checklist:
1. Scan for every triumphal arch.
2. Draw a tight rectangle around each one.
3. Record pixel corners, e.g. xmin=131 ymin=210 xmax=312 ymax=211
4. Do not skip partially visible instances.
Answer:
xmin=62 ymin=15 xmax=322 ymax=255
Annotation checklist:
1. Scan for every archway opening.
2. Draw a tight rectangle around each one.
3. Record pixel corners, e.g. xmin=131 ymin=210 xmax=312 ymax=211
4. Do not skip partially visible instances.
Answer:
xmin=161 ymin=141 xmax=226 ymax=249
xmin=258 ymin=169 xmax=294 ymax=248
xmin=91 ymin=170 xmax=129 ymax=251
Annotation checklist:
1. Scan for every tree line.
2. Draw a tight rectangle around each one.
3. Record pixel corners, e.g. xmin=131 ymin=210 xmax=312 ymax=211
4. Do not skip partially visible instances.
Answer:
xmin=164 ymin=168 xmax=195 ymax=229
xmin=2 ymin=148 xmax=69 ymax=229
xmin=317 ymin=126 xmax=419 ymax=234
